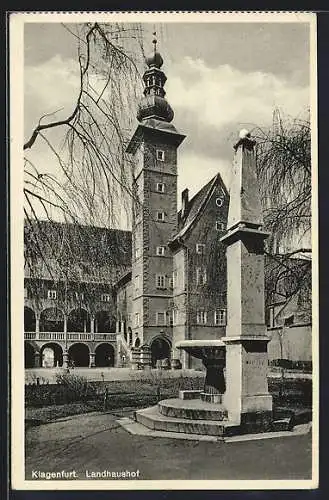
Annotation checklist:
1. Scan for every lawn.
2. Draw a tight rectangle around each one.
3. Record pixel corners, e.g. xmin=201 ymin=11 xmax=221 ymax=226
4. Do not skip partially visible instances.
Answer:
xmin=25 ymin=369 xmax=312 ymax=428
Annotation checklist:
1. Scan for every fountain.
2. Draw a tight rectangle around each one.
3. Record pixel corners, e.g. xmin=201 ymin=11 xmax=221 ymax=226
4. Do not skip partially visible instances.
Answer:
xmin=175 ymin=340 xmax=226 ymax=403
xmin=133 ymin=130 xmax=293 ymax=438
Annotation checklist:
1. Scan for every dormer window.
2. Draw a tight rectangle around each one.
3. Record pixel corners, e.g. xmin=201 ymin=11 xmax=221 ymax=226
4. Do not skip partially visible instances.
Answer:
xmin=156 ymin=150 xmax=165 ymax=161
xmin=156 ymin=182 xmax=165 ymax=193
xmin=47 ymin=290 xmax=57 ymax=300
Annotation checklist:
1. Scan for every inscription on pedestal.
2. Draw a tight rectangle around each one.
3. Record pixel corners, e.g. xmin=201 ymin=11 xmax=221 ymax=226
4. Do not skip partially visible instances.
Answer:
xmin=242 ymin=351 xmax=268 ymax=395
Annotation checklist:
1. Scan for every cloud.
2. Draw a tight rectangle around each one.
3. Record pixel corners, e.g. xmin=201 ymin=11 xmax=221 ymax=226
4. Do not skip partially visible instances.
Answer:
xmin=177 ymin=152 xmax=231 ymax=206
xmin=24 ymin=53 xmax=310 ymax=226
xmin=166 ymin=56 xmax=309 ymax=134
xmin=24 ymin=54 xmax=80 ymax=137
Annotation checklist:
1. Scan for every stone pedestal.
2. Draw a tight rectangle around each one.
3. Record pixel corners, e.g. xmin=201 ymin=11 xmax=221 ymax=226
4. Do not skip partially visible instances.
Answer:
xmin=220 ymin=133 xmax=273 ymax=430
xmin=222 ymin=336 xmax=272 ymax=426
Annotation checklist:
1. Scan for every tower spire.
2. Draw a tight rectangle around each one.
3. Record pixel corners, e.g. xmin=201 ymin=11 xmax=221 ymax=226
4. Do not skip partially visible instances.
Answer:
xmin=137 ymin=35 xmax=174 ymax=123
xmin=152 ymin=31 xmax=157 ymax=53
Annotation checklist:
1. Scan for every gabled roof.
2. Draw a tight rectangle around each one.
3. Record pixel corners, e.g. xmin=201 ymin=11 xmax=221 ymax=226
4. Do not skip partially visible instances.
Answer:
xmin=170 ymin=173 xmax=228 ymax=246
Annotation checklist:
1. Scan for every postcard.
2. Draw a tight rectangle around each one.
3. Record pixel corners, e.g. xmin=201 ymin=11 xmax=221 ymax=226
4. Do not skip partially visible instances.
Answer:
xmin=10 ymin=10 xmax=318 ymax=491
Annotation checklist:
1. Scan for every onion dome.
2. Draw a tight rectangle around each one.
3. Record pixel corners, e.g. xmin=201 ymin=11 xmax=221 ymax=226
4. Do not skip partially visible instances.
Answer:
xmin=145 ymin=50 xmax=163 ymax=69
xmin=137 ymin=94 xmax=174 ymax=122
xmin=137 ymin=34 xmax=174 ymax=123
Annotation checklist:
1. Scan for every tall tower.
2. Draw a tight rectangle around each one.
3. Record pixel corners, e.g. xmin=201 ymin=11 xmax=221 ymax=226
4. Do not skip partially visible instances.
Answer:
xmin=126 ymin=37 xmax=186 ymax=351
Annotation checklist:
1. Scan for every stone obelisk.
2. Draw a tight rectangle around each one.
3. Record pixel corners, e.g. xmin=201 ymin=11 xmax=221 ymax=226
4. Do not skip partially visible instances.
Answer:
xmin=221 ymin=130 xmax=273 ymax=431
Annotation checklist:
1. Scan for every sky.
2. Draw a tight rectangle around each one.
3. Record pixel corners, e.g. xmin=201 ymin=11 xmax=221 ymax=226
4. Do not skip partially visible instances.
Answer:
xmin=24 ymin=18 xmax=312 ymax=228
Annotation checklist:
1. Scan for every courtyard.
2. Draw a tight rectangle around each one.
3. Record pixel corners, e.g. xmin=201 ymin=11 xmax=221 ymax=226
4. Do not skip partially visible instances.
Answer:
xmin=25 ymin=409 xmax=312 ymax=481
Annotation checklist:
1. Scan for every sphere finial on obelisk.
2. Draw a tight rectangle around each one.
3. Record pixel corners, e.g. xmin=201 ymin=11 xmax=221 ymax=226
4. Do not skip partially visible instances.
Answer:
xmin=234 ymin=128 xmax=256 ymax=151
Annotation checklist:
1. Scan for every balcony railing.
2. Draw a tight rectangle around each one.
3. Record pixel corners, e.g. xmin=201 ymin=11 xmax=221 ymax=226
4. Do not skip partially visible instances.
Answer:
xmin=24 ymin=332 xmax=117 ymax=342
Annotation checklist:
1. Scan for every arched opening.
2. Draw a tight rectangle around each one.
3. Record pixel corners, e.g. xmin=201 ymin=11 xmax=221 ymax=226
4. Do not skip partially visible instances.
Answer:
xmin=150 ymin=336 xmax=172 ymax=368
xmin=68 ymin=343 xmax=89 ymax=367
xmin=25 ymin=341 xmax=35 ymax=368
xmin=40 ymin=308 xmax=64 ymax=332
xmin=24 ymin=307 xmax=36 ymax=331
xmin=40 ymin=342 xmax=63 ymax=367
xmin=68 ymin=308 xmax=90 ymax=333
xmin=95 ymin=343 xmax=115 ymax=367
xmin=95 ymin=310 xmax=116 ymax=333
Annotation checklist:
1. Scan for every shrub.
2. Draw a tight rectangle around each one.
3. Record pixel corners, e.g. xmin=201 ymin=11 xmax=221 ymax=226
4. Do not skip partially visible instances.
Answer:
xmin=55 ymin=372 xmax=98 ymax=400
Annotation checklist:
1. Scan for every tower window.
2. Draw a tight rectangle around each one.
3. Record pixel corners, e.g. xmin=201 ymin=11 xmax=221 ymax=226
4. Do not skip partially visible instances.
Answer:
xmin=214 ymin=309 xmax=226 ymax=326
xmin=196 ymin=243 xmax=205 ymax=254
xmin=156 ymin=274 xmax=166 ymax=289
xmin=196 ymin=267 xmax=207 ymax=285
xmin=47 ymin=290 xmax=57 ymax=300
xmin=156 ymin=312 xmax=166 ymax=326
xmin=216 ymin=197 xmax=224 ymax=207
xmin=156 ymin=182 xmax=165 ymax=193
xmin=135 ymin=313 xmax=140 ymax=327
xmin=216 ymin=221 xmax=225 ymax=231
xmin=157 ymin=211 xmax=165 ymax=222
xmin=135 ymin=275 xmax=140 ymax=291
xmin=156 ymin=150 xmax=165 ymax=161
xmin=156 ymin=246 xmax=165 ymax=256
xmin=197 ymin=310 xmax=207 ymax=324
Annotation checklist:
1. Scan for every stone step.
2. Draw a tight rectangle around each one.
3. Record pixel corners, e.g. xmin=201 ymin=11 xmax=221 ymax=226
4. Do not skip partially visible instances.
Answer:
xmin=158 ymin=398 xmax=228 ymax=421
xmin=135 ymin=406 xmax=238 ymax=437
xmin=271 ymin=418 xmax=292 ymax=432
xmin=201 ymin=392 xmax=223 ymax=404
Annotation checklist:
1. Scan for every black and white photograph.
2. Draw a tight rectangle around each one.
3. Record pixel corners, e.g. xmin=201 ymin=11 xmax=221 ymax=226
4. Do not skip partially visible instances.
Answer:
xmin=10 ymin=11 xmax=317 ymax=489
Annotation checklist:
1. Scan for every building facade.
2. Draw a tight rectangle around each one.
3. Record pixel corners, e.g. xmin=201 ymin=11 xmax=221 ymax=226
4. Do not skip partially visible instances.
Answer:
xmin=24 ymin=221 xmax=131 ymax=368
xmin=24 ymin=45 xmax=312 ymax=370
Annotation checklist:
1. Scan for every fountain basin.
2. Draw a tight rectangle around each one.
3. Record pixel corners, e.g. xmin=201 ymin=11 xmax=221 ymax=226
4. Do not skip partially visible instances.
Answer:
xmin=176 ymin=339 xmax=226 ymax=402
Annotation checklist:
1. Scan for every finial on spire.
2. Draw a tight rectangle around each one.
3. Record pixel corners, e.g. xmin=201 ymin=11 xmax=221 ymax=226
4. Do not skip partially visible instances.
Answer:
xmin=152 ymin=31 xmax=157 ymax=53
